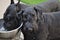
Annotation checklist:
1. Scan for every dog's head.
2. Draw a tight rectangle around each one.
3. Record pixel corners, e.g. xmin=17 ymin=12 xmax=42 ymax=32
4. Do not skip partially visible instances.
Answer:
xmin=3 ymin=0 xmax=22 ymax=30
xmin=17 ymin=7 xmax=43 ymax=32
xmin=3 ymin=5 xmax=19 ymax=30
xmin=17 ymin=7 xmax=43 ymax=40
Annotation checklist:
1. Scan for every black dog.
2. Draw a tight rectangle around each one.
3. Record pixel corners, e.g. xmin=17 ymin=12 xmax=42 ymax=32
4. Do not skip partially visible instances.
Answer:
xmin=17 ymin=6 xmax=60 ymax=40
xmin=3 ymin=0 xmax=59 ymax=31
xmin=3 ymin=0 xmax=29 ymax=31
xmin=3 ymin=0 xmax=60 ymax=40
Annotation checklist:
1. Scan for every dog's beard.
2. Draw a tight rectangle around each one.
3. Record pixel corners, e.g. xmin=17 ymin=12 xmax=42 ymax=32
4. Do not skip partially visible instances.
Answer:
xmin=22 ymin=14 xmax=39 ymax=32
xmin=21 ymin=21 xmax=39 ymax=40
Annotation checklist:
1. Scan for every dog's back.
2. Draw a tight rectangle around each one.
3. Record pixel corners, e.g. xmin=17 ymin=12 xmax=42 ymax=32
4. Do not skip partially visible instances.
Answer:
xmin=43 ymin=12 xmax=60 ymax=39
xmin=35 ymin=1 xmax=60 ymax=12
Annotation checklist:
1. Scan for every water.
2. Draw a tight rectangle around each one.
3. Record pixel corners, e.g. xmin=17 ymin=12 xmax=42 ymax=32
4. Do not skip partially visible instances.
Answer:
xmin=0 ymin=26 xmax=6 ymax=31
xmin=0 ymin=19 xmax=7 ymax=31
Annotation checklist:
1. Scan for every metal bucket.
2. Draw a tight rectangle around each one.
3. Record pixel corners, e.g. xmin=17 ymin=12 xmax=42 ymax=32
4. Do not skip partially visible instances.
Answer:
xmin=0 ymin=19 xmax=23 ymax=38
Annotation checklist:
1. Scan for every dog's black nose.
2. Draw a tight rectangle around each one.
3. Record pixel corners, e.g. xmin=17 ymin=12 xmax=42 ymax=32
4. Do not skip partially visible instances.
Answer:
xmin=24 ymin=22 xmax=33 ymax=31
xmin=24 ymin=27 xmax=33 ymax=32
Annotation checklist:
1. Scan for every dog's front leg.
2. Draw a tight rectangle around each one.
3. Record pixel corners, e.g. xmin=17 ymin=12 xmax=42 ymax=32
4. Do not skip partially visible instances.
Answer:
xmin=37 ymin=23 xmax=49 ymax=40
xmin=37 ymin=30 xmax=49 ymax=40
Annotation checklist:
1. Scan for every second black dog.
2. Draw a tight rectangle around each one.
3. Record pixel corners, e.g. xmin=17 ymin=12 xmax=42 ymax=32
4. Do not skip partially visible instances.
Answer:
xmin=3 ymin=0 xmax=29 ymax=31
xmin=18 ymin=7 xmax=60 ymax=40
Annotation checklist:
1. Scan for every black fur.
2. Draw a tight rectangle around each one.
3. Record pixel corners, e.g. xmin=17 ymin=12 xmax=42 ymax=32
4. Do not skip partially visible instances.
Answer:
xmin=3 ymin=0 xmax=29 ymax=31
xmin=19 ymin=7 xmax=60 ymax=40
xmin=11 ymin=0 xmax=14 ymax=4
xmin=3 ymin=0 xmax=60 ymax=40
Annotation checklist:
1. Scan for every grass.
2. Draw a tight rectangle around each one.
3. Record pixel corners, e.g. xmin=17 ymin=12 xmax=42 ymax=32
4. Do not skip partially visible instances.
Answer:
xmin=59 ymin=0 xmax=60 ymax=2
xmin=21 ymin=0 xmax=48 ymax=5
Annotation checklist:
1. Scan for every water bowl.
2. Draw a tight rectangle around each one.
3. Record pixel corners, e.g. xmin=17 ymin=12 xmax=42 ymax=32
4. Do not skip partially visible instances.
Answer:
xmin=0 ymin=19 xmax=23 ymax=38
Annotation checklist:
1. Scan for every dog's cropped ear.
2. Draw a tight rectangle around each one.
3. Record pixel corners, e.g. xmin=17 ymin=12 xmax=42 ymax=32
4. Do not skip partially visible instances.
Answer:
xmin=17 ymin=0 xmax=20 ymax=4
xmin=15 ymin=0 xmax=21 ymax=12
xmin=34 ymin=7 xmax=43 ymax=18
xmin=34 ymin=7 xmax=44 ymax=23
xmin=11 ymin=0 xmax=14 ymax=4
xmin=34 ymin=7 xmax=42 ymax=15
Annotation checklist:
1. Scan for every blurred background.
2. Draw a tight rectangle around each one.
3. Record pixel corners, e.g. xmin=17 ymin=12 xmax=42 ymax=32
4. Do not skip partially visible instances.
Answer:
xmin=0 ymin=0 xmax=58 ymax=19
xmin=0 ymin=0 xmax=18 ymax=19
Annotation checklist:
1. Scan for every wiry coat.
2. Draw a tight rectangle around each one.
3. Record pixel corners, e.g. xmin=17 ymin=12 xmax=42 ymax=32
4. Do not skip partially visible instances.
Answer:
xmin=35 ymin=0 xmax=60 ymax=12
xmin=19 ymin=7 xmax=60 ymax=40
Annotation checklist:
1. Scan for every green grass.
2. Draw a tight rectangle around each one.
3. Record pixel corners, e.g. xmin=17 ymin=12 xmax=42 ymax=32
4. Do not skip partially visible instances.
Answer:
xmin=21 ymin=0 xmax=48 ymax=5
xmin=59 ymin=0 xmax=60 ymax=2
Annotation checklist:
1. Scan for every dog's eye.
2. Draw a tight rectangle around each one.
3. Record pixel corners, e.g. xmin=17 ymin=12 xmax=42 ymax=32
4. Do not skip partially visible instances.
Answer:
xmin=23 ymin=15 xmax=28 ymax=22
xmin=4 ymin=17 xmax=8 ymax=22
xmin=30 ymin=14 xmax=35 ymax=17
xmin=7 ymin=16 xmax=14 ymax=21
xmin=25 ymin=15 xmax=27 ymax=18
xmin=23 ymin=15 xmax=27 ymax=18
xmin=10 ymin=17 xmax=15 ymax=20
xmin=32 ymin=14 xmax=35 ymax=17
xmin=29 ymin=12 xmax=34 ymax=16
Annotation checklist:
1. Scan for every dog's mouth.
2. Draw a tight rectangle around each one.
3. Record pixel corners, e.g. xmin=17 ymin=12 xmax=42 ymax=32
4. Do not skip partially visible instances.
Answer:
xmin=23 ymin=27 xmax=33 ymax=32
xmin=21 ymin=21 xmax=34 ymax=33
